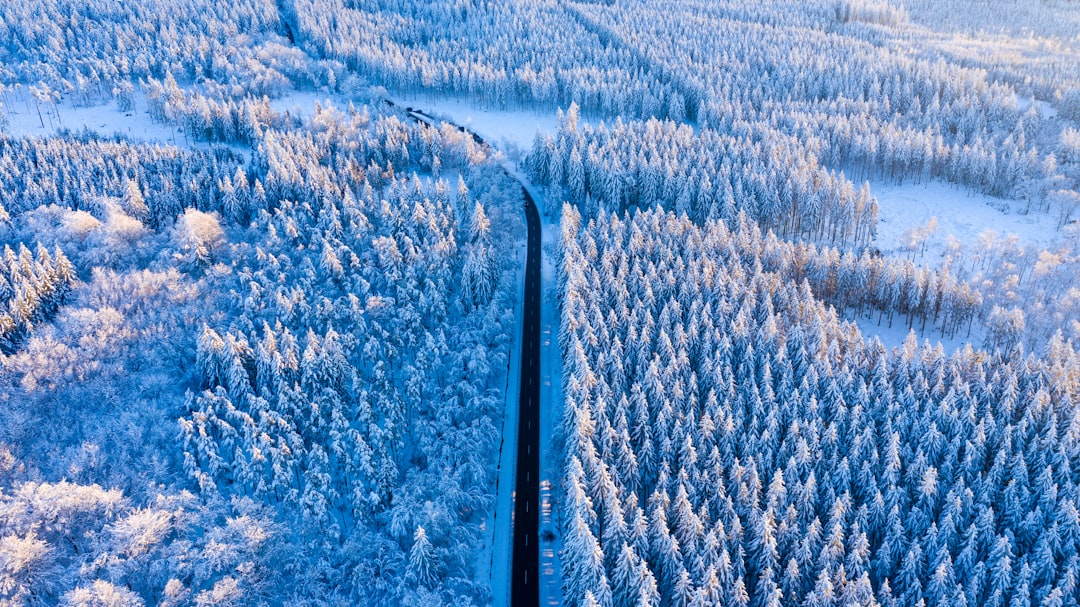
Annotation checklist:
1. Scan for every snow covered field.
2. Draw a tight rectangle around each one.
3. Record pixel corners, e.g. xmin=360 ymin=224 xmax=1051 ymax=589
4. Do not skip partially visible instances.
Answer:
xmin=850 ymin=178 xmax=1076 ymax=352
xmin=872 ymin=179 xmax=1060 ymax=265
xmin=847 ymin=310 xmax=983 ymax=354
xmin=268 ymin=90 xmax=340 ymax=121
xmin=2 ymin=91 xmax=182 ymax=144
xmin=1 ymin=87 xmax=345 ymax=146
xmin=855 ymin=179 xmax=1059 ymax=350
xmin=390 ymin=93 xmax=558 ymax=159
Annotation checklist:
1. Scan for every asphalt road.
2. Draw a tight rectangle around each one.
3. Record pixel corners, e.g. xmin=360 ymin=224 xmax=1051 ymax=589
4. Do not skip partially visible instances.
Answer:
xmin=511 ymin=184 xmax=542 ymax=607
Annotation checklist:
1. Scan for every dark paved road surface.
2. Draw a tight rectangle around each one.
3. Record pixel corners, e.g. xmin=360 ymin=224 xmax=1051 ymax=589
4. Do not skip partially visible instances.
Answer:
xmin=511 ymin=185 xmax=542 ymax=607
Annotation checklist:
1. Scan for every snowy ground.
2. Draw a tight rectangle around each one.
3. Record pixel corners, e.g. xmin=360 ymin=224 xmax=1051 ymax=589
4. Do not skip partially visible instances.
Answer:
xmin=532 ymin=178 xmax=564 ymax=607
xmin=268 ymin=90 xmax=341 ymax=122
xmin=489 ymin=234 xmax=528 ymax=607
xmin=844 ymin=309 xmax=984 ymax=354
xmin=859 ymin=178 xmax=1058 ymax=352
xmin=389 ymin=92 xmax=558 ymax=161
xmin=1016 ymin=94 xmax=1059 ymax=119
xmin=1 ymin=86 xmax=346 ymax=146
xmin=871 ymin=179 xmax=1061 ymax=266
xmin=1 ymin=90 xmax=184 ymax=144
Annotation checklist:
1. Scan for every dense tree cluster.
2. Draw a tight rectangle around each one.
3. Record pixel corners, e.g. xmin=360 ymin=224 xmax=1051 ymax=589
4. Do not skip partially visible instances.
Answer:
xmin=900 ymin=0 xmax=1080 ymax=96
xmin=142 ymin=74 xmax=300 ymax=145
xmin=833 ymin=1 xmax=908 ymax=27
xmin=756 ymin=232 xmax=982 ymax=340
xmin=558 ymin=205 xmax=1080 ymax=607
xmin=903 ymin=0 xmax=1080 ymax=39
xmin=277 ymin=0 xmax=1080 ymax=207
xmin=570 ymin=0 xmax=1073 ymax=202
xmin=0 ymin=1 xmax=1077 ymax=606
xmin=528 ymin=110 xmax=879 ymax=248
xmin=0 ymin=76 xmax=520 ymax=603
xmin=533 ymin=102 xmax=1080 ymax=346
xmin=0 ymin=0 xmax=297 ymax=100
xmin=287 ymin=0 xmax=691 ymax=119
xmin=0 ymin=463 xmax=287 ymax=607
xmin=0 ymin=243 xmax=75 ymax=351
xmin=523 ymin=0 xmax=1080 ymax=348
xmin=0 ymin=133 xmax=245 ymax=228
xmin=174 ymin=105 xmax=520 ymax=604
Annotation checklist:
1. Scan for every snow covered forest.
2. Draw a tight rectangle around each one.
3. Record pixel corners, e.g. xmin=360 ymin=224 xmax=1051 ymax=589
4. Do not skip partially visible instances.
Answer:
xmin=0 ymin=105 xmax=521 ymax=604
xmin=558 ymin=206 xmax=1080 ymax=607
xmin=0 ymin=109 xmax=519 ymax=607
xmin=0 ymin=0 xmax=1078 ymax=605
xmin=0 ymin=1 xmax=523 ymax=604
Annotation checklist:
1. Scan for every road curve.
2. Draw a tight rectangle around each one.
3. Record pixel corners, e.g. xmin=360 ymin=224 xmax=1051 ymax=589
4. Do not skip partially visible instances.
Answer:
xmin=385 ymin=98 xmax=543 ymax=606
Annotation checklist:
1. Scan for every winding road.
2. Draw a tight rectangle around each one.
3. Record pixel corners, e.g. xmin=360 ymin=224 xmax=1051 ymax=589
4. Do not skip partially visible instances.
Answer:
xmin=385 ymin=99 xmax=544 ymax=606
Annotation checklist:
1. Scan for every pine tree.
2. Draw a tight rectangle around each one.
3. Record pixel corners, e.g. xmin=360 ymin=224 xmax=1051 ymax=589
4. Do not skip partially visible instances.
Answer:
xmin=408 ymin=525 xmax=439 ymax=589
xmin=121 ymin=178 xmax=149 ymax=224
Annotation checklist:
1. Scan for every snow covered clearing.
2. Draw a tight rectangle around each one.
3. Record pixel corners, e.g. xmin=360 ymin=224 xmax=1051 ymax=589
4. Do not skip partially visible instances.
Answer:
xmin=845 ymin=309 xmax=984 ymax=354
xmin=856 ymin=178 xmax=1078 ymax=352
xmin=872 ymin=178 xmax=1061 ymax=265
xmin=268 ymin=89 xmax=341 ymax=121
xmin=390 ymin=93 xmax=558 ymax=160
xmin=1016 ymin=94 xmax=1059 ymax=119
xmin=1 ymin=86 xmax=346 ymax=148
xmin=1 ymin=91 xmax=183 ymax=144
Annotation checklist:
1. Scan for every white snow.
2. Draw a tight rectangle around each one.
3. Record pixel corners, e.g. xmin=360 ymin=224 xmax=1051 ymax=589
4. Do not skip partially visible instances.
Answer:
xmin=872 ymin=179 xmax=1061 ymax=266
xmin=0 ymin=87 xmax=348 ymax=147
xmin=390 ymin=93 xmax=558 ymax=159
xmin=1 ymin=91 xmax=184 ymax=144
xmin=843 ymin=308 xmax=983 ymax=355
xmin=268 ymin=90 xmax=341 ymax=122
xmin=534 ymin=181 xmax=565 ymax=607
xmin=1016 ymin=94 xmax=1059 ymax=119
xmin=270 ymin=88 xmax=558 ymax=160
xmin=858 ymin=178 xmax=1063 ymax=352
xmin=489 ymin=234 xmax=528 ymax=607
